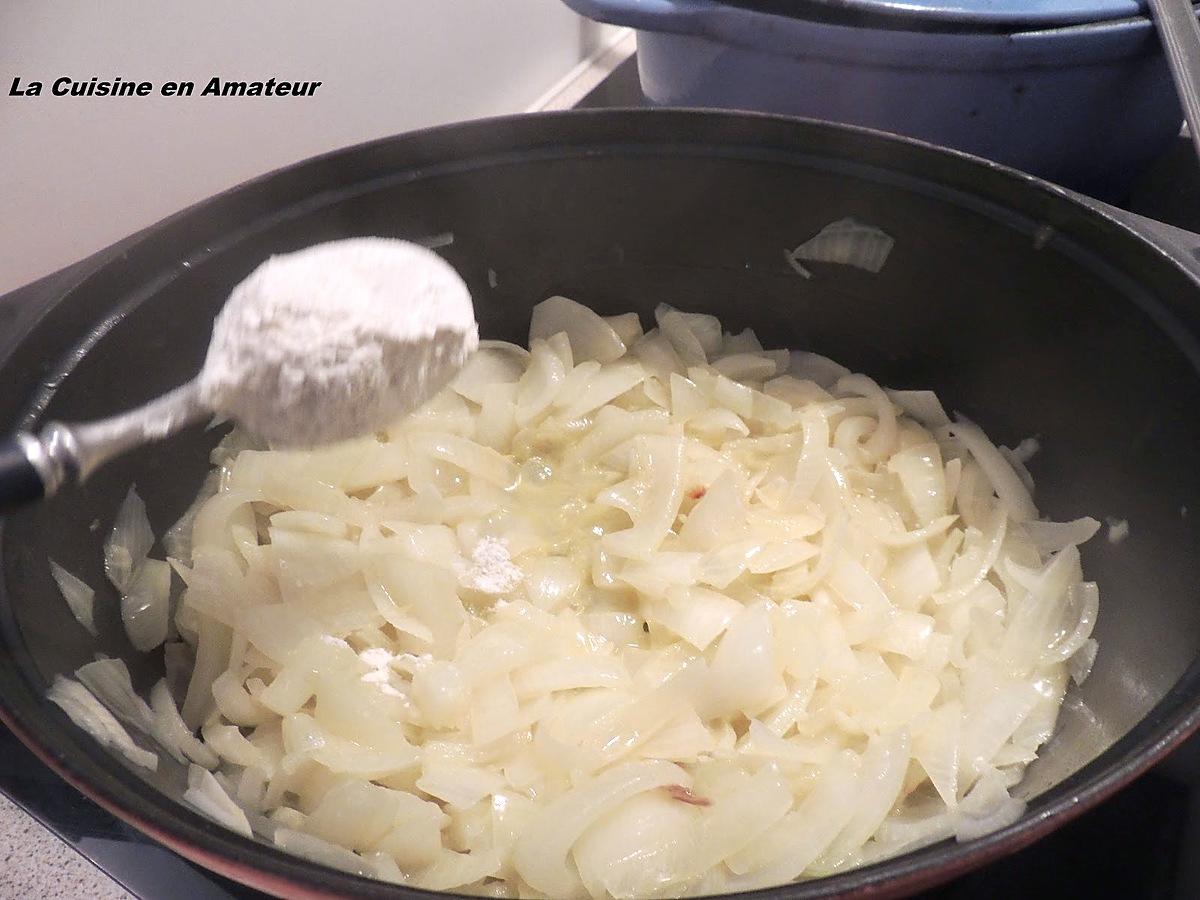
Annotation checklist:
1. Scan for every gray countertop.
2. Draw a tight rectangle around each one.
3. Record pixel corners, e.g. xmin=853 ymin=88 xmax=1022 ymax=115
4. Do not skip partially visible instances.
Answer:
xmin=0 ymin=794 xmax=132 ymax=900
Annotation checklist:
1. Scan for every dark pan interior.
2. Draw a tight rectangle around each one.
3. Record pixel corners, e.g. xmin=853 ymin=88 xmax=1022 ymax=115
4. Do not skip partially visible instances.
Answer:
xmin=3 ymin=110 xmax=1200 ymax=898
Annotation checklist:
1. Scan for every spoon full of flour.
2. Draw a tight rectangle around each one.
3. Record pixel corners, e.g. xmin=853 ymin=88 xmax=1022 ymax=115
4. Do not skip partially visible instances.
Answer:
xmin=199 ymin=237 xmax=477 ymax=447
xmin=0 ymin=237 xmax=478 ymax=510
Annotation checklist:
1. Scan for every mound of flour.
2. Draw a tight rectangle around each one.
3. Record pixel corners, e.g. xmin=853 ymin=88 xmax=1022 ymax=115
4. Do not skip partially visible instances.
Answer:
xmin=199 ymin=237 xmax=478 ymax=447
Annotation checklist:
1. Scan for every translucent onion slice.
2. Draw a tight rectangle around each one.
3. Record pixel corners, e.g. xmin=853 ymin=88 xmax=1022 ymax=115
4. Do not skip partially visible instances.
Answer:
xmin=47 ymin=676 xmax=158 ymax=771
xmin=74 ymin=658 xmax=155 ymax=735
xmin=572 ymin=791 xmax=697 ymax=899
xmin=655 ymin=305 xmax=707 ymax=366
xmin=413 ymin=849 xmax=502 ymax=891
xmin=49 ymin=560 xmax=97 ymax=636
xmin=887 ymin=389 xmax=950 ymax=428
xmin=451 ymin=346 xmax=525 ymax=404
xmin=790 ymin=218 xmax=894 ymax=274
xmin=515 ymin=339 xmax=566 ymax=425
xmin=183 ymin=763 xmax=252 ymax=844
xmin=605 ymin=312 xmax=643 ymax=347
xmin=724 ymin=751 xmax=859 ymax=885
xmin=121 ymin=558 xmax=172 ymax=652
xmin=948 ymin=417 xmax=1037 ymax=523
xmin=1024 ymin=517 xmax=1101 ymax=555
xmin=104 ymin=485 xmax=154 ymax=593
xmin=150 ymin=679 xmax=219 ymax=768
xmin=603 ymin=435 xmax=685 ymax=560
xmin=512 ymin=760 xmax=687 ymax=897
xmin=274 ymin=828 xmax=371 ymax=875
xmin=789 ymin=351 xmax=850 ymax=389
xmin=530 ymin=295 xmax=627 ymax=364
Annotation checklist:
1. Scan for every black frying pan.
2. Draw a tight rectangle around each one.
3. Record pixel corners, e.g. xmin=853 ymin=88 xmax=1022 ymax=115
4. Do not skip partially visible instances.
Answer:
xmin=3 ymin=109 xmax=1200 ymax=898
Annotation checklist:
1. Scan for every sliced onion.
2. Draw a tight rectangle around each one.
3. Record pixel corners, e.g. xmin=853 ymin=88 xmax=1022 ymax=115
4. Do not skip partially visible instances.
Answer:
xmin=724 ymin=751 xmax=859 ymax=886
xmin=149 ymin=679 xmax=219 ymax=768
xmin=409 ymin=432 xmax=518 ymax=488
xmin=49 ymin=560 xmax=97 ymax=636
xmin=687 ymin=765 xmax=793 ymax=874
xmin=530 ymin=295 xmax=627 ymax=363
xmin=713 ymin=353 xmax=779 ymax=381
xmin=451 ymin=346 xmax=525 ymax=404
xmin=416 ymin=762 xmax=505 ymax=809
xmin=953 ymin=768 xmax=1026 ymax=841
xmin=477 ymin=339 xmax=529 ymax=360
xmin=413 ymin=849 xmax=502 ymax=891
xmin=163 ymin=640 xmax=193 ymax=705
xmin=121 ymin=558 xmax=172 ymax=652
xmin=1066 ymin=638 xmax=1099 ymax=686
xmin=655 ymin=305 xmax=707 ymax=366
xmin=164 ymin=472 xmax=219 ymax=563
xmin=836 ymin=374 xmax=897 ymax=461
xmin=104 ymin=484 xmax=154 ymax=593
xmin=300 ymin=780 xmax=401 ymax=851
xmin=783 ymin=248 xmax=812 ymax=279
xmin=789 ymin=351 xmax=850 ymax=389
xmin=274 ymin=827 xmax=372 ymax=873
xmin=203 ymin=722 xmax=269 ymax=768
xmin=1042 ymin=581 xmax=1100 ymax=664
xmin=135 ymin=299 xmax=1101 ymax=892
xmin=74 ymin=658 xmax=154 ymax=734
xmin=702 ymin=606 xmax=779 ymax=719
xmin=790 ymin=218 xmax=894 ymax=274
xmin=603 ymin=435 xmax=685 ymax=560
xmin=605 ymin=312 xmax=644 ymax=347
xmin=681 ymin=312 xmax=723 ymax=357
xmin=47 ymin=675 xmax=158 ymax=770
xmin=1024 ymin=517 xmax=1101 ymax=555
xmin=887 ymin=389 xmax=950 ymax=428
xmin=572 ymin=791 xmax=698 ymax=898
xmin=513 ymin=760 xmax=687 ymax=897
xmin=823 ymin=730 xmax=911 ymax=865
xmin=182 ymin=763 xmax=253 ymax=844
xmin=948 ymin=417 xmax=1037 ymax=523
xmin=560 ymin=360 xmax=646 ymax=419
xmin=913 ymin=701 xmax=962 ymax=807
xmin=515 ymin=339 xmax=566 ymax=425
xmin=647 ymin=585 xmax=742 ymax=651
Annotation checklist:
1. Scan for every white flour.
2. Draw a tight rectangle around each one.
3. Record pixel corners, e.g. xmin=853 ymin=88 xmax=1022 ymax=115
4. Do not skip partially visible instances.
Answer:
xmin=199 ymin=237 xmax=478 ymax=447
xmin=358 ymin=647 xmax=404 ymax=697
xmin=358 ymin=647 xmax=395 ymax=682
xmin=462 ymin=536 xmax=524 ymax=595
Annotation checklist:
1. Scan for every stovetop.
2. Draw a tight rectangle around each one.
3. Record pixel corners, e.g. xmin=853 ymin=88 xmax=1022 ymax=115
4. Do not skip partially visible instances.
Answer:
xmin=4 ymin=53 xmax=1200 ymax=900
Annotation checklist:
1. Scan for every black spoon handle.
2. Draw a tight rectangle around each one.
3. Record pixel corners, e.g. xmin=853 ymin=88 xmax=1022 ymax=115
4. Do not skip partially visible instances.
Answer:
xmin=0 ymin=435 xmax=48 ymax=514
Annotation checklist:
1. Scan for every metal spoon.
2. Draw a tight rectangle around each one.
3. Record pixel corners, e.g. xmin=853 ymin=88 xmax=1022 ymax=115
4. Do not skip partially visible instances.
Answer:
xmin=0 ymin=380 xmax=208 ymax=513
xmin=0 ymin=237 xmax=475 ymax=515
xmin=1147 ymin=0 xmax=1200 ymax=163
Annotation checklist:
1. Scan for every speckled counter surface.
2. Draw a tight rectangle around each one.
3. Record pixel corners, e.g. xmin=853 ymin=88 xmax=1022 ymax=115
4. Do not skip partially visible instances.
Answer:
xmin=0 ymin=794 xmax=132 ymax=900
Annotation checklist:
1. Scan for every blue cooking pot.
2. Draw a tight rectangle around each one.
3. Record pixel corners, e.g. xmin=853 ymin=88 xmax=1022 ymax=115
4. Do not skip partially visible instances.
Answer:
xmin=563 ymin=0 xmax=1191 ymax=192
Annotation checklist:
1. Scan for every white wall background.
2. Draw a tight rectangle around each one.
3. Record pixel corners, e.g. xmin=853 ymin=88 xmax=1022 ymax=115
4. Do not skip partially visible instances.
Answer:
xmin=0 ymin=1 xmax=619 ymax=293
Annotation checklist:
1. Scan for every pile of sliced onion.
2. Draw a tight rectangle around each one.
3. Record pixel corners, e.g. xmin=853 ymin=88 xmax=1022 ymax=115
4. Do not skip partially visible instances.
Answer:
xmin=54 ymin=297 xmax=1101 ymax=898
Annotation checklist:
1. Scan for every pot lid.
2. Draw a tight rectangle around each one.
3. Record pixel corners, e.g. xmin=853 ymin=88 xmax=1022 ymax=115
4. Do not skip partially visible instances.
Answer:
xmin=724 ymin=0 xmax=1150 ymax=29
